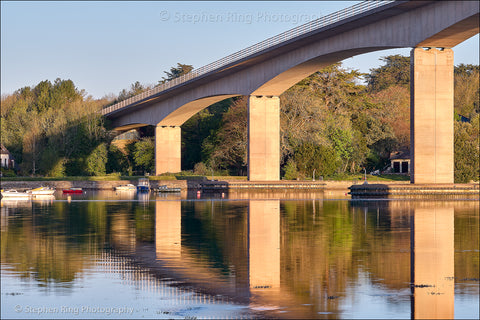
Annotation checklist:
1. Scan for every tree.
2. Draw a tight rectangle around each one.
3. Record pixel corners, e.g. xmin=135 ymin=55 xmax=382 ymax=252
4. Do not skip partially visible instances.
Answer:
xmin=365 ymin=55 xmax=410 ymax=92
xmin=206 ymin=97 xmax=248 ymax=175
xmin=328 ymin=127 xmax=356 ymax=173
xmin=33 ymin=80 xmax=53 ymax=113
xmin=283 ymin=158 xmax=299 ymax=180
xmin=368 ymin=85 xmax=410 ymax=149
xmin=21 ymin=113 xmax=43 ymax=175
xmin=293 ymin=143 xmax=340 ymax=178
xmin=117 ymin=81 xmax=149 ymax=101
xmin=106 ymin=144 xmax=130 ymax=175
xmin=454 ymin=114 xmax=479 ymax=183
xmin=50 ymin=78 xmax=82 ymax=109
xmin=181 ymin=98 xmax=232 ymax=169
xmin=454 ymin=64 xmax=480 ymax=118
xmin=159 ymin=63 xmax=193 ymax=84
xmin=85 ymin=143 xmax=108 ymax=176
xmin=133 ymin=138 xmax=155 ymax=173
xmin=2 ymin=79 xmax=113 ymax=176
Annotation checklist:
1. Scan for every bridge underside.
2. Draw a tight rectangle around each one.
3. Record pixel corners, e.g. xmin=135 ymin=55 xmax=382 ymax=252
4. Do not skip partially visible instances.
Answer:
xmin=150 ymin=45 xmax=456 ymax=183
xmin=105 ymin=1 xmax=479 ymax=183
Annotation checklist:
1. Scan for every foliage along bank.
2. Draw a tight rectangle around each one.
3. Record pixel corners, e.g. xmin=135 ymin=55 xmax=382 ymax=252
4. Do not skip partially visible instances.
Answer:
xmin=1 ymin=58 xmax=478 ymax=182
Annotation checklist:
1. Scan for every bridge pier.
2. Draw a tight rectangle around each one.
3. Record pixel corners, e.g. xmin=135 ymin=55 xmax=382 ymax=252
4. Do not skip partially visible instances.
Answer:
xmin=248 ymin=95 xmax=280 ymax=181
xmin=410 ymin=48 xmax=454 ymax=184
xmin=155 ymin=125 xmax=181 ymax=175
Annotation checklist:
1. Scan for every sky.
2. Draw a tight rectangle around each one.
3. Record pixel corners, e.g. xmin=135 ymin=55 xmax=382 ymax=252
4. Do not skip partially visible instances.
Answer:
xmin=1 ymin=1 xmax=479 ymax=99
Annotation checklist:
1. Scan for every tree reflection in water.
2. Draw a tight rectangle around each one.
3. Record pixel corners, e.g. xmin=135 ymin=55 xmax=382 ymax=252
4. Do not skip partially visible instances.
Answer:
xmin=1 ymin=194 xmax=478 ymax=319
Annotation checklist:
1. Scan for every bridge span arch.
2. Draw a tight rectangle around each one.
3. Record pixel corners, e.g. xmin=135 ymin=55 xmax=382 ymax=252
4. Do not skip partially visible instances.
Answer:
xmin=104 ymin=0 xmax=479 ymax=182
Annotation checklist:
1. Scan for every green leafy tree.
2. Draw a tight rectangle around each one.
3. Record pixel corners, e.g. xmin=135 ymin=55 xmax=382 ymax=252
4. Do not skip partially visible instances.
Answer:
xmin=106 ymin=144 xmax=130 ymax=175
xmin=454 ymin=64 xmax=480 ymax=118
xmin=206 ymin=97 xmax=248 ymax=175
xmin=193 ymin=162 xmax=209 ymax=175
xmin=159 ymin=63 xmax=193 ymax=84
xmin=182 ymin=98 xmax=232 ymax=169
xmin=117 ymin=81 xmax=149 ymax=101
xmin=133 ymin=138 xmax=155 ymax=173
xmin=50 ymin=78 xmax=83 ymax=109
xmin=85 ymin=143 xmax=108 ymax=176
xmin=328 ymin=127 xmax=354 ymax=172
xmin=33 ymin=80 xmax=53 ymax=113
xmin=283 ymin=158 xmax=299 ymax=180
xmin=365 ymin=55 xmax=410 ymax=92
xmin=454 ymin=114 xmax=479 ymax=183
xmin=1 ymin=79 xmax=112 ymax=176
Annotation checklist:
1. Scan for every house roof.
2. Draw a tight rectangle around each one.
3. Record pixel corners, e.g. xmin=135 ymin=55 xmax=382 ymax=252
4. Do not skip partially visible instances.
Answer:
xmin=1 ymin=144 xmax=12 ymax=155
xmin=390 ymin=148 xmax=410 ymax=160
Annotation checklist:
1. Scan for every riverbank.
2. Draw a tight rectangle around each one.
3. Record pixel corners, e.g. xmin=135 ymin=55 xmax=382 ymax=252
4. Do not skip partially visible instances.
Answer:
xmin=4 ymin=177 xmax=477 ymax=199
xmin=0 ymin=179 xmax=187 ymax=191
xmin=349 ymin=183 xmax=480 ymax=199
xmin=0 ymin=178 xmax=409 ymax=192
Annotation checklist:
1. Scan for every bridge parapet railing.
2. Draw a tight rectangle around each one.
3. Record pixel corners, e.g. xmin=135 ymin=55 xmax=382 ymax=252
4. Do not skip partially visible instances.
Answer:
xmin=102 ymin=0 xmax=395 ymax=115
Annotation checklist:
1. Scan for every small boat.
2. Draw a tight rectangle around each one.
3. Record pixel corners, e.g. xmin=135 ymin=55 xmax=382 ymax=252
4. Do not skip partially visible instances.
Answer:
xmin=27 ymin=186 xmax=56 ymax=196
xmin=62 ymin=187 xmax=83 ymax=194
xmin=153 ymin=185 xmax=181 ymax=193
xmin=1 ymin=189 xmax=32 ymax=198
xmin=137 ymin=178 xmax=150 ymax=192
xmin=115 ymin=184 xmax=136 ymax=191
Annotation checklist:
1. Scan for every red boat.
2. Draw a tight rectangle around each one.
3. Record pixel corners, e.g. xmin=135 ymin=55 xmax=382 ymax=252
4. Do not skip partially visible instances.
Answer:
xmin=62 ymin=188 xmax=83 ymax=194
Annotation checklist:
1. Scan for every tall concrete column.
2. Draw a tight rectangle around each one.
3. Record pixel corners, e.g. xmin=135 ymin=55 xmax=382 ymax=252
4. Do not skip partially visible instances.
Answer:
xmin=410 ymin=48 xmax=454 ymax=184
xmin=248 ymin=95 xmax=280 ymax=181
xmin=155 ymin=125 xmax=181 ymax=175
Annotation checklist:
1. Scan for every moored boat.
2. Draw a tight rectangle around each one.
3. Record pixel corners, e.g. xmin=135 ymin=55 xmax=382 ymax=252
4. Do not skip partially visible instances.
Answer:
xmin=153 ymin=185 xmax=181 ymax=193
xmin=1 ymin=189 xmax=32 ymax=198
xmin=114 ymin=184 xmax=136 ymax=191
xmin=62 ymin=187 xmax=83 ymax=194
xmin=137 ymin=178 xmax=150 ymax=192
xmin=27 ymin=187 xmax=56 ymax=196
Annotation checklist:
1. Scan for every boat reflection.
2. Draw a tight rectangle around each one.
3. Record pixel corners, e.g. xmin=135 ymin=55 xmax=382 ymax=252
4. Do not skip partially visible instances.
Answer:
xmin=1 ymin=195 xmax=55 ymax=208
xmin=1 ymin=193 xmax=477 ymax=319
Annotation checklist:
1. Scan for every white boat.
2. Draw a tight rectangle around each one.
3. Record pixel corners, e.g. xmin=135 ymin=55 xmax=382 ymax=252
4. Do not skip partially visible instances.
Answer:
xmin=153 ymin=185 xmax=181 ymax=193
xmin=115 ymin=184 xmax=136 ymax=191
xmin=26 ymin=187 xmax=56 ymax=196
xmin=1 ymin=189 xmax=32 ymax=198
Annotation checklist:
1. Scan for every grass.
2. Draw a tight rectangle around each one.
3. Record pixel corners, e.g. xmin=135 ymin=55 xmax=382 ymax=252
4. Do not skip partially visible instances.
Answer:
xmin=0 ymin=173 xmax=407 ymax=182
xmin=321 ymin=173 xmax=410 ymax=182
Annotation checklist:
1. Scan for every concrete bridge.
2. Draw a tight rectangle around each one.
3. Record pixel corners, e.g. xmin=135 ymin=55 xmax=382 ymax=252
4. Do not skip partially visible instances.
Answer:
xmin=102 ymin=0 xmax=479 ymax=183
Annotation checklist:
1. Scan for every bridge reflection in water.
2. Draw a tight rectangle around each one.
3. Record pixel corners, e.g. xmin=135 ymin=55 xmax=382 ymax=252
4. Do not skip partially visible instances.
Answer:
xmin=2 ymin=193 xmax=478 ymax=319
xmin=104 ymin=197 xmax=475 ymax=318
xmin=411 ymin=204 xmax=454 ymax=319
xmin=153 ymin=199 xmax=283 ymax=302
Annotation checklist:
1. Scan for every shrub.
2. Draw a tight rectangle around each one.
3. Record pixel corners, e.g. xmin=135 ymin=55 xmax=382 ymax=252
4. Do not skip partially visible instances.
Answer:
xmin=193 ymin=162 xmax=208 ymax=175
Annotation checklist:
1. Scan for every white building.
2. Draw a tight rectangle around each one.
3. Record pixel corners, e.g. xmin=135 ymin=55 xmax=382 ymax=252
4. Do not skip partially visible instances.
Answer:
xmin=0 ymin=144 xmax=14 ymax=169
xmin=389 ymin=149 xmax=410 ymax=174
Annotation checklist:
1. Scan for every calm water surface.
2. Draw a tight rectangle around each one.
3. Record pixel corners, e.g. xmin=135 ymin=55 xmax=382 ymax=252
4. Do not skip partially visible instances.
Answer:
xmin=1 ymin=190 xmax=479 ymax=319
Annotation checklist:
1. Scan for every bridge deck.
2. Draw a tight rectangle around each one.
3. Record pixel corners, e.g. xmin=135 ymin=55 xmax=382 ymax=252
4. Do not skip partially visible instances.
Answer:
xmin=102 ymin=0 xmax=400 ymax=116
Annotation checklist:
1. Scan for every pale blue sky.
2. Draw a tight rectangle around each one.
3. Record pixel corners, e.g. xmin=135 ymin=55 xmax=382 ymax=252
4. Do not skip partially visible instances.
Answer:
xmin=2 ymin=1 xmax=479 ymax=99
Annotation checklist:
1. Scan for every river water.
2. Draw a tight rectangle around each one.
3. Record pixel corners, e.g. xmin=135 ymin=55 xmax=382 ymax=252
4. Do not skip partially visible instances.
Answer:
xmin=1 ymin=190 xmax=478 ymax=319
